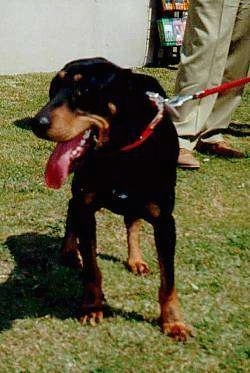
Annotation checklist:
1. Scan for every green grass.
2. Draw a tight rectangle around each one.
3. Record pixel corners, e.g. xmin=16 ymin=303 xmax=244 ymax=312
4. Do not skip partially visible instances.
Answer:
xmin=0 ymin=68 xmax=249 ymax=372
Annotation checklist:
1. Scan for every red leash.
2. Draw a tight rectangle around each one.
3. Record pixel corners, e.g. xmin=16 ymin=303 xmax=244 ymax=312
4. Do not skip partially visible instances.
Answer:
xmin=167 ymin=76 xmax=250 ymax=107
xmin=121 ymin=76 xmax=250 ymax=152
xmin=195 ymin=76 xmax=250 ymax=99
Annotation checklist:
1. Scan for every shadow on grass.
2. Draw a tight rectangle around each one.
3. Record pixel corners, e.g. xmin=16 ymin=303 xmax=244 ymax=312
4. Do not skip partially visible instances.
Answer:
xmin=1 ymin=232 xmax=155 ymax=332
xmin=98 ymin=252 xmax=122 ymax=264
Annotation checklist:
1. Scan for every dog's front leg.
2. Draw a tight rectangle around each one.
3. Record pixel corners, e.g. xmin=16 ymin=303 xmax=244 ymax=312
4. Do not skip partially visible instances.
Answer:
xmin=60 ymin=198 xmax=83 ymax=269
xmin=72 ymin=197 xmax=104 ymax=325
xmin=153 ymin=213 xmax=191 ymax=341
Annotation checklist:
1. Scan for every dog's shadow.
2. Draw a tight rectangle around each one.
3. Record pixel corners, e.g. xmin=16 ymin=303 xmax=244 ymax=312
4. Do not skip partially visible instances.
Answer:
xmin=1 ymin=232 xmax=151 ymax=332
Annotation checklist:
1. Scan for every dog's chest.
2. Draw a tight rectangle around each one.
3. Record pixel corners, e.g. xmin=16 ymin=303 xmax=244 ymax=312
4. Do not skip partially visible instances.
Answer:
xmin=75 ymin=146 xmax=175 ymax=193
xmin=84 ymin=153 xmax=154 ymax=191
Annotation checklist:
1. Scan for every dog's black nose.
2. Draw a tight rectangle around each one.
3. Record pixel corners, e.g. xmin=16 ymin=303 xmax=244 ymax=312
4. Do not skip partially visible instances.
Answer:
xmin=31 ymin=115 xmax=50 ymax=128
xmin=31 ymin=116 xmax=51 ymax=139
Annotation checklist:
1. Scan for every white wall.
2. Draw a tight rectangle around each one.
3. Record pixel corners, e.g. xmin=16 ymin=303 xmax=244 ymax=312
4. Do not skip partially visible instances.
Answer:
xmin=0 ymin=0 xmax=156 ymax=74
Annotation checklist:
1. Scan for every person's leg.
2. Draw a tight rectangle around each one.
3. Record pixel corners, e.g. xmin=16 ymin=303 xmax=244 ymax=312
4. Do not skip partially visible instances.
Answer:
xmin=174 ymin=0 xmax=240 ymax=164
xmin=197 ymin=0 xmax=250 ymax=156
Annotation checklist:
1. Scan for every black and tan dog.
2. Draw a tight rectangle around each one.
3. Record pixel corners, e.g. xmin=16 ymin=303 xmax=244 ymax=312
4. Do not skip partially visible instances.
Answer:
xmin=31 ymin=57 xmax=191 ymax=340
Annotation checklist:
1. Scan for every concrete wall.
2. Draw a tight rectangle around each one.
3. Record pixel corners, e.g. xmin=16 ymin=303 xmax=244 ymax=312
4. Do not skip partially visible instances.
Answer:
xmin=0 ymin=0 xmax=156 ymax=74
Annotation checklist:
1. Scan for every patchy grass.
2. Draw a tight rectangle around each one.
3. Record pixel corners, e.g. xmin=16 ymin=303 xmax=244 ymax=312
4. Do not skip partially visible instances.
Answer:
xmin=0 ymin=68 xmax=249 ymax=372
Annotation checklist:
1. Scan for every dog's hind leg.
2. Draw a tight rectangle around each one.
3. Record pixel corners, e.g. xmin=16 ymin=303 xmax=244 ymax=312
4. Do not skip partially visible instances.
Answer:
xmin=124 ymin=215 xmax=150 ymax=275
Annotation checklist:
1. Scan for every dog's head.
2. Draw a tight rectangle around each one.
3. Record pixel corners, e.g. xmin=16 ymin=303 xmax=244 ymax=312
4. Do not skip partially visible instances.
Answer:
xmin=31 ymin=57 xmax=168 ymax=189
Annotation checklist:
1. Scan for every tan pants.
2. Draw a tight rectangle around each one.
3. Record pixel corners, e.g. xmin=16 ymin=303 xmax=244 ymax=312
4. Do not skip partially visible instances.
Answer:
xmin=174 ymin=0 xmax=250 ymax=150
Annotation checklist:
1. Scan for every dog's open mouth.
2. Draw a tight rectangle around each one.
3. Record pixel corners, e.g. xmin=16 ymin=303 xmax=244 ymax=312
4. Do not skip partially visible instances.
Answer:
xmin=45 ymin=130 xmax=92 ymax=189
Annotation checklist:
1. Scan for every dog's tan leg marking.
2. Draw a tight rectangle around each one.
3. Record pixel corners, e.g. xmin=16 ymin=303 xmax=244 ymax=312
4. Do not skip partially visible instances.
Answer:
xmin=124 ymin=217 xmax=150 ymax=275
xmin=159 ymin=285 xmax=193 ymax=341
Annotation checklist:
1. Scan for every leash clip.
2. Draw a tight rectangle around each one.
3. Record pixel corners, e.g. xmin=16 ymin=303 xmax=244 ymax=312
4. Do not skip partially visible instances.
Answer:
xmin=146 ymin=91 xmax=180 ymax=118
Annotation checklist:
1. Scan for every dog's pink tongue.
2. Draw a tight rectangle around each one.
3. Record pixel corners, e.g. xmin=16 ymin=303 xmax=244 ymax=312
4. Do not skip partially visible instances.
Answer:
xmin=45 ymin=135 xmax=82 ymax=189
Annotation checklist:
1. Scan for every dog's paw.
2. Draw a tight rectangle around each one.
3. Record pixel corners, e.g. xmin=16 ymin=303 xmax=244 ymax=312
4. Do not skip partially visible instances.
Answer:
xmin=127 ymin=260 xmax=150 ymax=275
xmin=79 ymin=310 xmax=103 ymax=326
xmin=161 ymin=322 xmax=193 ymax=342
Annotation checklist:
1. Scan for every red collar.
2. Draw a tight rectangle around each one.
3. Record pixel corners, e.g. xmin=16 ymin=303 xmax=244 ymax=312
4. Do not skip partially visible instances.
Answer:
xmin=120 ymin=92 xmax=177 ymax=152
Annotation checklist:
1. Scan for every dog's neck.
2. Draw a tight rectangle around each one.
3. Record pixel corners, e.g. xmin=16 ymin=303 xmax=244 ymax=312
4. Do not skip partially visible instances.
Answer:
xmin=120 ymin=93 xmax=165 ymax=152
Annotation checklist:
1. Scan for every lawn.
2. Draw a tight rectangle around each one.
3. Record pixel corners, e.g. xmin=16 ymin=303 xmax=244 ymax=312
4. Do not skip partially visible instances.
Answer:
xmin=0 ymin=67 xmax=249 ymax=372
